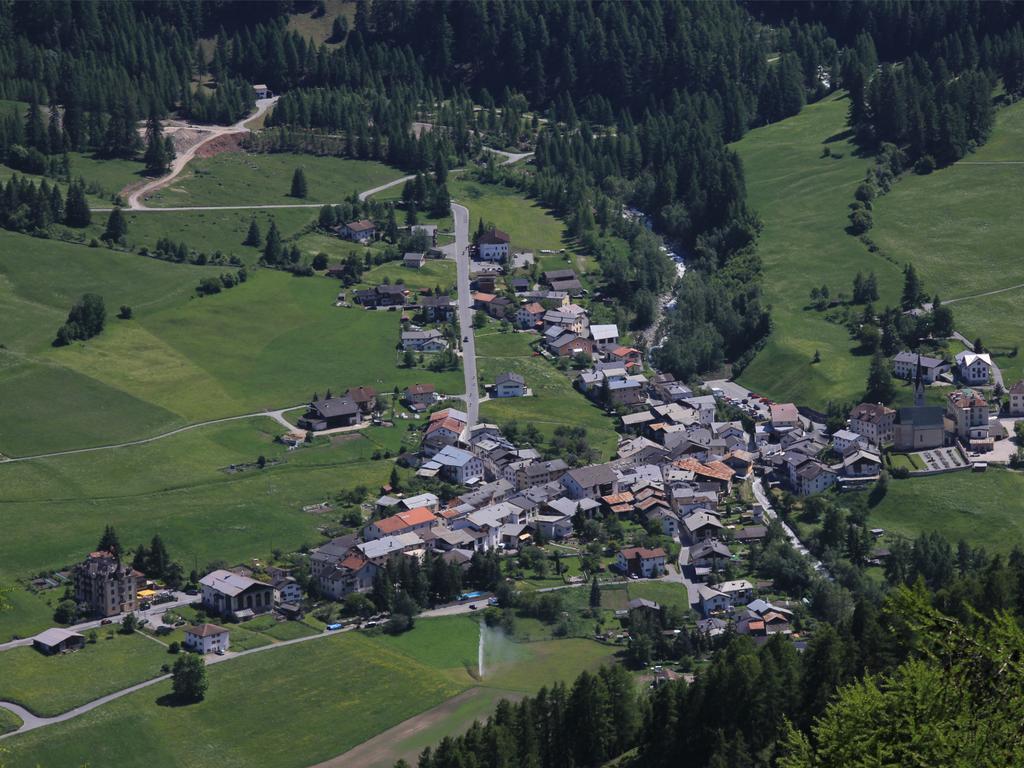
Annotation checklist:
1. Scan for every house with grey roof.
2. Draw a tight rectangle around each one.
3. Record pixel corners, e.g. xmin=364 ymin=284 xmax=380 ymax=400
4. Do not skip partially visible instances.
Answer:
xmin=297 ymin=395 xmax=362 ymax=431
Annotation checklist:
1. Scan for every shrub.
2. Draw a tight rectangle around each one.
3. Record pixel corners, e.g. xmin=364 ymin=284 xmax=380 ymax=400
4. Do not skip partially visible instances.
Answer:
xmin=915 ymin=155 xmax=936 ymax=174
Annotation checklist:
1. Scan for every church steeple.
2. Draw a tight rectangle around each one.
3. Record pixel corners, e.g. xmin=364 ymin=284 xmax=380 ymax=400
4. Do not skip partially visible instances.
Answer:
xmin=914 ymin=353 xmax=925 ymax=407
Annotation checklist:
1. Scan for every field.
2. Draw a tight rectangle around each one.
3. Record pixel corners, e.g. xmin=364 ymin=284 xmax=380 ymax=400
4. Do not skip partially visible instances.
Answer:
xmin=0 ymin=228 xmax=461 ymax=457
xmin=0 ymin=632 xmax=167 ymax=716
xmin=870 ymin=99 xmax=1024 ymax=384
xmin=475 ymin=331 xmax=620 ymax=459
xmin=0 ymin=632 xmax=468 ymax=768
xmin=0 ymin=418 xmax=405 ymax=638
xmin=0 ymin=707 xmax=21 ymax=735
xmin=733 ymin=92 xmax=905 ymax=408
xmin=358 ymin=258 xmax=457 ymax=294
xmin=870 ymin=469 xmax=1024 ymax=553
xmin=625 ymin=581 xmax=693 ymax=614
xmin=147 ymin=152 xmax=403 ymax=208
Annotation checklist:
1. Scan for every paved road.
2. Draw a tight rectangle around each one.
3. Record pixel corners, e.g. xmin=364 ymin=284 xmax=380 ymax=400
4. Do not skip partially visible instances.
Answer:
xmin=0 ymin=406 xmax=305 ymax=464
xmin=451 ymin=202 xmax=478 ymax=430
xmin=126 ymin=98 xmax=278 ymax=210
xmin=752 ymin=477 xmax=831 ymax=579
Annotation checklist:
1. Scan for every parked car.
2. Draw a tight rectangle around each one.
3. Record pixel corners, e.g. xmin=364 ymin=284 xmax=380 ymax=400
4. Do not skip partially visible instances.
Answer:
xmin=326 ymin=623 xmax=343 ymax=631
xmin=100 ymin=619 xmax=113 ymax=626
xmin=215 ymin=648 xmax=225 ymax=656
xmin=468 ymin=604 xmax=478 ymax=610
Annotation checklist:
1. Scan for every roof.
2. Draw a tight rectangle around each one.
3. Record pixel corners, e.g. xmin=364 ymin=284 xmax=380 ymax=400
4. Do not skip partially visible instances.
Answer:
xmin=770 ymin=403 xmax=799 ymax=423
xmin=955 ymin=350 xmax=993 ymax=368
xmin=893 ymin=351 xmax=945 ymax=368
xmin=628 ymin=598 xmax=660 ymax=610
xmin=472 ymin=291 xmax=496 ymax=303
xmin=520 ymin=302 xmax=545 ymax=315
xmin=403 ymin=252 xmax=425 ymax=261
xmin=544 ymin=269 xmax=577 ymax=281
xmin=34 ymin=627 xmax=84 ymax=646
xmin=309 ymin=396 xmax=359 ymax=419
xmin=832 ymin=429 xmax=862 ymax=442
xmin=590 ymin=324 xmax=619 ymax=340
xmin=346 ymin=386 xmax=376 ymax=403
xmin=674 ymin=458 xmax=735 ymax=483
xmin=896 ymin=406 xmax=945 ymax=428
xmin=253 ymin=83 xmax=269 ymax=89
xmin=344 ymin=219 xmax=375 ymax=232
xmin=495 ymin=371 xmax=525 ymax=386
xmin=564 ymin=463 xmax=618 ymax=489
xmin=357 ymin=532 xmax=424 ymax=560
xmin=948 ymin=388 xmax=987 ymax=409
xmin=1011 ymin=380 xmax=1024 ymax=395
xmin=405 ymin=383 xmax=436 ymax=395
xmin=690 ymin=540 xmax=732 ymax=559
xmin=199 ymin=569 xmax=268 ymax=597
xmin=849 ymin=401 xmax=896 ymax=423
xmin=619 ymin=546 xmax=666 ymax=560
xmin=478 ymin=228 xmax=510 ymax=245
xmin=433 ymin=445 xmax=478 ymax=467
xmin=185 ymin=623 xmax=229 ymax=638
xmin=373 ymin=506 xmax=438 ymax=534
xmin=734 ymin=525 xmax=768 ymax=541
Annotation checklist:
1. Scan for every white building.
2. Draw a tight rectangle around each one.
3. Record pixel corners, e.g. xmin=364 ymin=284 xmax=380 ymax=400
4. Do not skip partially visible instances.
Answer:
xmin=477 ymin=228 xmax=511 ymax=262
xmin=955 ymin=350 xmax=993 ymax=386
xmin=589 ymin=324 xmax=620 ymax=352
xmin=892 ymin=351 xmax=949 ymax=383
xmin=1010 ymin=380 xmax=1024 ymax=417
xmin=183 ymin=623 xmax=230 ymax=654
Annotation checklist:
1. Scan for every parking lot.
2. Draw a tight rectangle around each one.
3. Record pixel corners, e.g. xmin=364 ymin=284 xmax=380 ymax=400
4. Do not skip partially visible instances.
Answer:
xmin=704 ymin=378 xmax=773 ymax=420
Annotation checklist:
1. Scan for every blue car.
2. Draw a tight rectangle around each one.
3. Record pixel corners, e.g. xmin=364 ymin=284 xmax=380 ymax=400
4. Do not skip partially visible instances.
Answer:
xmin=326 ymin=623 xmax=343 ymax=631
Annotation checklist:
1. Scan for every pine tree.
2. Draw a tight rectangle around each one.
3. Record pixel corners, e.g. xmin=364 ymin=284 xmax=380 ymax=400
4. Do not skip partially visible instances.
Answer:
xmin=865 ymin=351 xmax=895 ymax=403
xmin=263 ymin=218 xmax=282 ymax=263
xmin=243 ymin=218 xmax=261 ymax=246
xmin=146 ymin=534 xmax=170 ymax=578
xmin=97 ymin=525 xmax=121 ymax=554
xmin=103 ymin=207 xmax=127 ymax=241
xmin=290 ymin=167 xmax=308 ymax=198
xmin=143 ymin=114 xmax=168 ymax=174
xmin=901 ymin=264 xmax=924 ymax=309
xmin=589 ymin=578 xmax=601 ymax=608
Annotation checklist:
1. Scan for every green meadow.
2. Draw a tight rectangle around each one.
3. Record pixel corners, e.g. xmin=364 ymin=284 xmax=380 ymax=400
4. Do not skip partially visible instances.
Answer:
xmin=146 ymin=151 xmax=403 ymax=208
xmin=0 ymin=631 xmax=167 ymax=716
xmin=0 ymin=228 xmax=461 ymax=457
xmin=869 ymin=469 xmax=1024 ymax=555
xmin=733 ymin=92 xmax=904 ymax=408
xmin=475 ymin=331 xmax=619 ymax=459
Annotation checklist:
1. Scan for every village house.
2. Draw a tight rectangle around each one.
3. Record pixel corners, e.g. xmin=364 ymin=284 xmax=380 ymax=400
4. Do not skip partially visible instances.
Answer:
xmin=200 ymin=569 xmax=275 ymax=620
xmin=33 ymin=627 xmax=86 ymax=655
xmin=354 ymin=284 xmax=407 ymax=308
xmin=548 ymin=333 xmax=594 ymax=358
xmin=357 ymin=533 xmax=425 ymax=566
xmin=769 ymin=403 xmax=801 ymax=432
xmin=318 ymin=550 xmax=377 ymax=599
xmin=607 ymin=345 xmax=643 ymax=369
xmin=955 ymin=350 xmax=993 ymax=386
xmin=337 ymin=219 xmax=376 ymax=243
xmin=73 ymin=550 xmax=144 ymax=618
xmin=689 ymin=539 xmax=732 ymax=570
xmin=892 ymin=351 xmax=949 ymax=383
xmin=839 ymin=449 xmax=883 ymax=478
xmin=401 ymin=329 xmax=448 ymax=352
xmin=697 ymin=584 xmax=731 ymax=615
xmin=561 ymin=463 xmax=620 ymax=500
xmin=515 ymin=459 xmax=569 ymax=490
xmin=477 ymin=228 xmax=511 ymax=262
xmin=342 ymin=386 xmax=377 ymax=415
xmin=423 ymin=411 xmax=466 ymax=456
xmin=184 ymin=624 xmax=230 ymax=654
xmin=399 ymin=253 xmax=423 ymax=270
xmin=252 ymin=83 xmax=272 ymax=99
xmin=403 ymin=383 xmax=437 ymax=410
xmin=272 ymin=575 xmax=303 ymax=605
xmin=793 ymin=458 xmax=838 ymax=496
xmin=589 ymin=324 xmax=620 ymax=352
xmin=424 ymin=445 xmax=485 ymax=484
xmin=420 ymin=294 xmax=455 ymax=322
xmin=543 ymin=304 xmax=589 ymax=335
xmin=946 ymin=389 xmax=991 ymax=446
xmin=515 ymin=302 xmax=546 ymax=329
xmin=297 ymin=395 xmax=362 ymax=431
xmin=1010 ymin=380 xmax=1024 ymax=417
xmin=616 ymin=546 xmax=667 ymax=578
xmin=473 ymin=274 xmax=497 ymax=293
xmin=364 ymin=506 xmax=439 ymax=540
xmin=542 ymin=269 xmax=584 ymax=296
xmin=493 ymin=371 xmax=526 ymax=398
xmin=682 ymin=510 xmax=725 ymax=545
xmin=831 ymin=428 xmax=871 ymax=455
xmin=848 ymin=402 xmax=896 ymax=447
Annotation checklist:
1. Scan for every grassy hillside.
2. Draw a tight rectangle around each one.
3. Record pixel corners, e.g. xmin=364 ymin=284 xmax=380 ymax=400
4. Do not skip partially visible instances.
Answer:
xmin=733 ymin=92 xmax=904 ymax=408
xmin=147 ymin=152 xmax=403 ymax=208
xmin=869 ymin=469 xmax=1024 ymax=554
xmin=871 ymin=99 xmax=1024 ymax=383
xmin=0 ymin=229 xmax=461 ymax=457
xmin=0 ymin=632 xmax=467 ymax=768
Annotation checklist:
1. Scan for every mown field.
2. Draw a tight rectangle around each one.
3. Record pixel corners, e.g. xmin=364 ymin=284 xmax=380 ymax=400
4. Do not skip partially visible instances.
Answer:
xmin=0 ymin=228 xmax=461 ymax=457
xmin=870 ymin=469 xmax=1024 ymax=554
xmin=733 ymin=92 xmax=905 ymax=408
xmin=147 ymin=151 xmax=403 ymax=208
xmin=0 ymin=632 xmax=468 ymax=768
xmin=475 ymin=331 xmax=620 ymax=459
xmin=0 ymin=418 xmax=404 ymax=638
xmin=0 ymin=706 xmax=21 ymax=735
xmin=0 ymin=615 xmax=618 ymax=768
xmin=870 ymin=99 xmax=1024 ymax=384
xmin=0 ymin=632 xmax=167 ymax=716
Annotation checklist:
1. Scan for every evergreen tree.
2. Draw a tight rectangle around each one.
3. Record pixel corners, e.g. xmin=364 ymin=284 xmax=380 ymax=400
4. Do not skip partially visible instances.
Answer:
xmin=901 ymin=264 xmax=924 ymax=309
xmin=143 ymin=114 xmax=169 ymax=174
xmin=865 ymin=350 xmax=895 ymax=403
xmin=589 ymin=577 xmax=601 ymax=608
xmin=146 ymin=534 xmax=170 ymax=577
xmin=64 ymin=182 xmax=91 ymax=227
xmin=263 ymin=218 xmax=283 ymax=263
xmin=290 ymin=167 xmax=308 ymax=198
xmin=103 ymin=207 xmax=127 ymax=241
xmin=97 ymin=525 xmax=121 ymax=554
xmin=243 ymin=218 xmax=261 ymax=246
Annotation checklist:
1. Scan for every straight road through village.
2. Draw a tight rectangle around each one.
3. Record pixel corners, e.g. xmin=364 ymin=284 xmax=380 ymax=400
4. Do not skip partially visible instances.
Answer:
xmin=451 ymin=202 xmax=479 ymax=431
